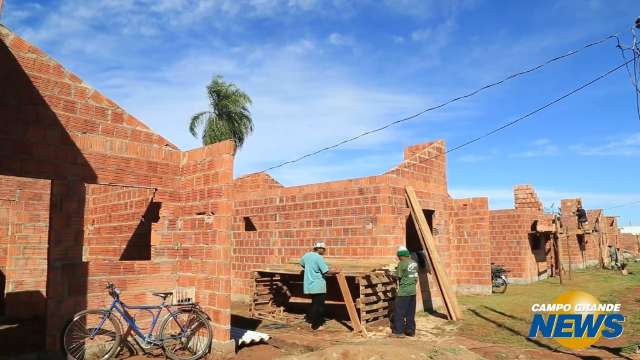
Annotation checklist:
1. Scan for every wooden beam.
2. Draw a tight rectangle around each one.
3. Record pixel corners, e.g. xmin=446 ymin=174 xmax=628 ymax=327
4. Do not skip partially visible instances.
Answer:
xmin=405 ymin=186 xmax=463 ymax=321
xmin=553 ymin=215 xmax=564 ymax=284
xmin=337 ymin=272 xmax=367 ymax=336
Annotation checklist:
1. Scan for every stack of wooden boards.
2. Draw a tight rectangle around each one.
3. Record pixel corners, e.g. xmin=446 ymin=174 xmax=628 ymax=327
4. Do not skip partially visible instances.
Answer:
xmin=250 ymin=269 xmax=395 ymax=334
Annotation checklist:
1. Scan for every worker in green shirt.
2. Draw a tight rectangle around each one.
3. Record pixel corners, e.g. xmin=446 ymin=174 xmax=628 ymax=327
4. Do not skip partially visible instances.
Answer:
xmin=392 ymin=246 xmax=418 ymax=337
xmin=300 ymin=242 xmax=340 ymax=330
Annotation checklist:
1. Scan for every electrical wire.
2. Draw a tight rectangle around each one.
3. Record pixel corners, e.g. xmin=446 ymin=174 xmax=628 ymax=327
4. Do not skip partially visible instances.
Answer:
xmin=443 ymin=58 xmax=634 ymax=157
xmin=615 ymin=36 xmax=640 ymax=94
xmin=260 ymin=34 xmax=619 ymax=172
xmin=263 ymin=57 xmax=634 ymax=173
xmin=633 ymin=28 xmax=640 ymax=122
xmin=605 ymin=199 xmax=640 ymax=211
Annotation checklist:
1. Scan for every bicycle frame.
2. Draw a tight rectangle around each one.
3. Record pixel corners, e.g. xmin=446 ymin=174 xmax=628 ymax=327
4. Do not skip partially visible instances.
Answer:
xmin=91 ymin=297 xmax=188 ymax=347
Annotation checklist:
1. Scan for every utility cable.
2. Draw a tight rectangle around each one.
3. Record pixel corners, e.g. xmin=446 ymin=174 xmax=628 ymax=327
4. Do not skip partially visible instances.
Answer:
xmin=260 ymin=34 xmax=619 ymax=172
xmin=605 ymin=199 xmax=640 ymax=211
xmin=442 ymin=58 xmax=634 ymax=157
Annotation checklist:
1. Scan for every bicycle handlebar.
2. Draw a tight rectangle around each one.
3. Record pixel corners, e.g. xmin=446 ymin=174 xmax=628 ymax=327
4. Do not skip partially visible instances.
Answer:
xmin=106 ymin=282 xmax=120 ymax=299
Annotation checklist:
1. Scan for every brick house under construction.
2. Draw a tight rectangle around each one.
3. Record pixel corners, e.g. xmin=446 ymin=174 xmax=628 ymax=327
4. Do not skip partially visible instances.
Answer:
xmin=488 ymin=186 xmax=632 ymax=285
xmin=0 ymin=25 xmax=235 ymax=357
xmin=489 ymin=185 xmax=552 ymax=284
xmin=2 ymin=20 xmax=637 ymax=359
xmin=233 ymin=140 xmax=493 ymax=310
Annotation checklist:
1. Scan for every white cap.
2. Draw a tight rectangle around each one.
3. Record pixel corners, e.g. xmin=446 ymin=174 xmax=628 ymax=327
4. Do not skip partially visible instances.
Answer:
xmin=397 ymin=245 xmax=408 ymax=252
xmin=314 ymin=242 xmax=326 ymax=249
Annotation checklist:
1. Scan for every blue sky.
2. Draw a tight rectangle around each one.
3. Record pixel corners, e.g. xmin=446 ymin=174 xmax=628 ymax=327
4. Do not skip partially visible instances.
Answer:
xmin=4 ymin=0 xmax=640 ymax=225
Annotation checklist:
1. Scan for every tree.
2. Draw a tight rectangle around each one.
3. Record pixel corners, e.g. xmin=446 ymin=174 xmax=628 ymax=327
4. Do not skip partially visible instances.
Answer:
xmin=189 ymin=75 xmax=253 ymax=150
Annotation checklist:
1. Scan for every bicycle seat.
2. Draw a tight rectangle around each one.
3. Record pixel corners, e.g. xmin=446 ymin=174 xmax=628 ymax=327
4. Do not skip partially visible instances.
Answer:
xmin=152 ymin=291 xmax=173 ymax=300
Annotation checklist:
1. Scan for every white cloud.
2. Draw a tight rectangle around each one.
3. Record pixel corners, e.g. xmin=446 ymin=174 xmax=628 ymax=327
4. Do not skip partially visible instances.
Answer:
xmin=411 ymin=28 xmax=433 ymax=42
xmin=85 ymin=37 xmax=439 ymax=179
xmin=392 ymin=35 xmax=405 ymax=44
xmin=456 ymin=154 xmax=492 ymax=163
xmin=411 ymin=18 xmax=456 ymax=44
xmin=511 ymin=138 xmax=559 ymax=158
xmin=382 ymin=0 xmax=476 ymax=18
xmin=328 ymin=32 xmax=353 ymax=46
xmin=571 ymin=133 xmax=640 ymax=156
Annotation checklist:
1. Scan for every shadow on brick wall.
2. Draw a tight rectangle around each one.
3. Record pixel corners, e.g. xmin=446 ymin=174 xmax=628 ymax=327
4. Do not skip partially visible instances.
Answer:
xmin=0 ymin=290 xmax=46 ymax=355
xmin=0 ymin=38 xmax=97 ymax=354
xmin=120 ymin=201 xmax=161 ymax=261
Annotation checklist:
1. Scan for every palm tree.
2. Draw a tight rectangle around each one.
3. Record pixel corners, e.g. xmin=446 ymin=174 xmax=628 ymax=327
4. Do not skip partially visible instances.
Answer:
xmin=189 ymin=75 xmax=253 ymax=150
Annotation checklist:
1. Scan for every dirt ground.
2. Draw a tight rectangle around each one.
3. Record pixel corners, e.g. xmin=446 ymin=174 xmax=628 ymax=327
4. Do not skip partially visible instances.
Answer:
xmin=232 ymin=263 xmax=640 ymax=360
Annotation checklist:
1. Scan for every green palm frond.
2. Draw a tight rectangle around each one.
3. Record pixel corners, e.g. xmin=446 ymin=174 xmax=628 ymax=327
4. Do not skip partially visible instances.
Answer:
xmin=189 ymin=75 xmax=253 ymax=151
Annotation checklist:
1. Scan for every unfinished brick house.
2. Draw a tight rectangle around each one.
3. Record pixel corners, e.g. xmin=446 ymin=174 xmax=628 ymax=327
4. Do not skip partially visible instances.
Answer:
xmin=489 ymin=185 xmax=553 ymax=284
xmin=620 ymin=232 xmax=640 ymax=256
xmin=233 ymin=141 xmax=492 ymax=311
xmin=558 ymin=199 xmax=605 ymax=270
xmin=604 ymin=216 xmax=622 ymax=250
xmin=0 ymin=25 xmax=235 ymax=357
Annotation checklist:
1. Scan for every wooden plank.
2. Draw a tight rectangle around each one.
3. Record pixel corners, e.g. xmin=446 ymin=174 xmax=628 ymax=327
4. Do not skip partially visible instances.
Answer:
xmin=362 ymin=302 xmax=391 ymax=312
xmin=337 ymin=272 xmax=366 ymax=336
xmin=405 ymin=186 xmax=463 ymax=321
xmin=360 ymin=293 xmax=395 ymax=303
xmin=359 ymin=276 xmax=395 ymax=286
xmin=362 ymin=307 xmax=391 ymax=321
xmin=552 ymin=215 xmax=563 ymax=284
xmin=359 ymin=276 xmax=366 ymax=331
xmin=361 ymin=285 xmax=396 ymax=295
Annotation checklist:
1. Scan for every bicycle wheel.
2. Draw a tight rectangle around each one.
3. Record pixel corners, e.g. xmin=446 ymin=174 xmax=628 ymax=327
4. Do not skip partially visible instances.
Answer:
xmin=63 ymin=309 xmax=122 ymax=360
xmin=160 ymin=308 xmax=213 ymax=360
xmin=492 ymin=277 xmax=508 ymax=294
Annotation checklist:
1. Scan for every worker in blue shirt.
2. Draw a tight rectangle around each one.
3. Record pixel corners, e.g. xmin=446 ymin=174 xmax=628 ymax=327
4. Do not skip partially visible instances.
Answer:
xmin=300 ymin=242 xmax=340 ymax=330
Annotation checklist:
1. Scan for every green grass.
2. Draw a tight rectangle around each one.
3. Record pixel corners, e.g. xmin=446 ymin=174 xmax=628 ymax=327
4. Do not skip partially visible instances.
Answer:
xmin=456 ymin=262 xmax=640 ymax=351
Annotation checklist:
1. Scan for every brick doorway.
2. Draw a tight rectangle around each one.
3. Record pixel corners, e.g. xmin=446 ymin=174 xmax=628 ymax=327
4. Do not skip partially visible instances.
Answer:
xmin=405 ymin=209 xmax=436 ymax=312
xmin=406 ymin=209 xmax=435 ymax=256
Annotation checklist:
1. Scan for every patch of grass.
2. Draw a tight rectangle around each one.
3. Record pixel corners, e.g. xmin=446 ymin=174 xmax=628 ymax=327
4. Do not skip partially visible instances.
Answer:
xmin=457 ymin=262 xmax=640 ymax=351
xmin=443 ymin=347 xmax=462 ymax=355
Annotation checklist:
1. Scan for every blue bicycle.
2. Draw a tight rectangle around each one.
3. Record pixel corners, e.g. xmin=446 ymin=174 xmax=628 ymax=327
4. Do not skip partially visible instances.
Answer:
xmin=63 ymin=283 xmax=213 ymax=360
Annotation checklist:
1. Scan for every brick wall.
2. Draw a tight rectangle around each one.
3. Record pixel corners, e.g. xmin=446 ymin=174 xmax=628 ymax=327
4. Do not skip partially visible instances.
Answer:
xmin=514 ymin=184 xmax=543 ymax=211
xmin=0 ymin=175 xmax=50 ymax=319
xmin=233 ymin=174 xmax=392 ymax=298
xmin=84 ymin=185 xmax=157 ymax=261
xmin=0 ymin=25 xmax=235 ymax=355
xmin=620 ymin=233 xmax=640 ymax=256
xmin=603 ymin=216 xmax=620 ymax=247
xmin=450 ymin=198 xmax=491 ymax=293
xmin=175 ymin=142 xmax=235 ymax=342
xmin=233 ymin=140 xmax=491 ymax=304
xmin=489 ymin=185 xmax=549 ymax=284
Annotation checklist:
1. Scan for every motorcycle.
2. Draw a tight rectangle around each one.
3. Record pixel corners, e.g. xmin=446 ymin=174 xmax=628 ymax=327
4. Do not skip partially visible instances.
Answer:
xmin=491 ymin=263 xmax=509 ymax=294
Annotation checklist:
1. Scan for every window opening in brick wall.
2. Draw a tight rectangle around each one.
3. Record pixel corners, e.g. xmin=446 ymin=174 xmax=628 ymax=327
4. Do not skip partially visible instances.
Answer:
xmin=244 ymin=217 xmax=257 ymax=231
xmin=120 ymin=201 xmax=161 ymax=261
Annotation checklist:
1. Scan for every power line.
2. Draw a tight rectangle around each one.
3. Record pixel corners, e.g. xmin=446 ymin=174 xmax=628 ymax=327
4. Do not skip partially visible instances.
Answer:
xmin=605 ymin=199 xmax=640 ymax=211
xmin=261 ymin=34 xmax=619 ymax=172
xmin=443 ymin=58 xmax=633 ymax=157
xmin=616 ymin=32 xmax=640 ymax=121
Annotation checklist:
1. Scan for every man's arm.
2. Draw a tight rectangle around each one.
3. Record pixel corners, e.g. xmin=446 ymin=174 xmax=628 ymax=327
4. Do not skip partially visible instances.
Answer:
xmin=325 ymin=267 xmax=341 ymax=275
xmin=318 ymin=257 xmax=340 ymax=275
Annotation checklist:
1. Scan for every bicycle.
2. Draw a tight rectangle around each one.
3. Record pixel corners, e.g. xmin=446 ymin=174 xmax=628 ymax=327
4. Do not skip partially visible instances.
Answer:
xmin=63 ymin=283 xmax=213 ymax=360
xmin=491 ymin=263 xmax=509 ymax=294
